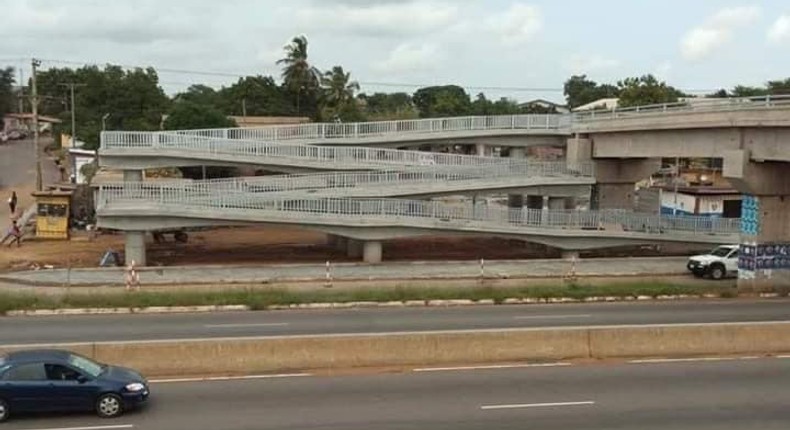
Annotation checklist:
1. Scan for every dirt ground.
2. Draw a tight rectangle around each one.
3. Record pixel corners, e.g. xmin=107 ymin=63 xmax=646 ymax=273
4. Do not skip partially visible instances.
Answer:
xmin=0 ymin=224 xmax=709 ymax=272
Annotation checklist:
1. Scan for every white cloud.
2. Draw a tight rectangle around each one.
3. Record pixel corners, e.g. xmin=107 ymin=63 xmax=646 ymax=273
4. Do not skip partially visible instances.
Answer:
xmin=487 ymin=3 xmax=543 ymax=46
xmin=373 ymin=43 xmax=441 ymax=74
xmin=654 ymin=61 xmax=673 ymax=79
xmin=768 ymin=15 xmax=790 ymax=43
xmin=296 ymin=2 xmax=458 ymax=37
xmin=565 ymin=54 xmax=620 ymax=74
xmin=680 ymin=6 xmax=761 ymax=61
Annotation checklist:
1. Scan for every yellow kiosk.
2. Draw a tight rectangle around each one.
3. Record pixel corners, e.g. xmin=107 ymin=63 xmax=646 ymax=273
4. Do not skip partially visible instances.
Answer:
xmin=32 ymin=190 xmax=73 ymax=240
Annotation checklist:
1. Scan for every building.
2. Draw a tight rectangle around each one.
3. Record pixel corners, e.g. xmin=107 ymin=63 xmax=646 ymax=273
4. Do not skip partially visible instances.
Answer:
xmin=518 ymin=99 xmax=570 ymax=113
xmin=573 ymin=98 xmax=620 ymax=112
xmin=2 ymin=113 xmax=62 ymax=135
xmin=638 ymin=186 xmax=742 ymax=218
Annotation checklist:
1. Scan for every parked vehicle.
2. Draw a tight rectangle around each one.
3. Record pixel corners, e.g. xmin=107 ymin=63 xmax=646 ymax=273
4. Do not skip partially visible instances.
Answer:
xmin=0 ymin=349 xmax=149 ymax=422
xmin=687 ymin=245 xmax=739 ymax=280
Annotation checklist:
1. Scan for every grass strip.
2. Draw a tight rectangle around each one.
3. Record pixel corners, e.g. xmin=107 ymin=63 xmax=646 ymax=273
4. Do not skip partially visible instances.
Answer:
xmin=0 ymin=281 xmax=749 ymax=315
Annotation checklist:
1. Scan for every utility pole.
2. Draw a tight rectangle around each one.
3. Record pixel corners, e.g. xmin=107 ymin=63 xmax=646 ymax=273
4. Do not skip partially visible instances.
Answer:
xmin=31 ymin=58 xmax=42 ymax=191
xmin=17 ymin=68 xmax=24 ymax=113
xmin=59 ymin=82 xmax=86 ymax=147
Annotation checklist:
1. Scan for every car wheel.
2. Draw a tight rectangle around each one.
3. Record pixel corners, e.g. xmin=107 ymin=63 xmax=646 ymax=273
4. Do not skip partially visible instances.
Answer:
xmin=96 ymin=393 xmax=124 ymax=418
xmin=0 ymin=398 xmax=9 ymax=422
xmin=709 ymin=264 xmax=725 ymax=280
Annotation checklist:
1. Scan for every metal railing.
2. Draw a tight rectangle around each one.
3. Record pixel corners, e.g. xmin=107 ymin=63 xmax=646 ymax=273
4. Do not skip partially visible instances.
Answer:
xmin=101 ymin=161 xmax=594 ymax=197
xmin=173 ymin=114 xmax=569 ymax=142
xmin=101 ymin=131 xmax=536 ymax=169
xmin=97 ymin=183 xmax=740 ymax=237
xmin=573 ymin=95 xmax=790 ymax=122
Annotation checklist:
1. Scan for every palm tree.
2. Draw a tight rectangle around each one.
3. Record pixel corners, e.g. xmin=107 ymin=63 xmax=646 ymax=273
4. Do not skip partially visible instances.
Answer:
xmin=277 ymin=35 xmax=321 ymax=95
xmin=321 ymin=66 xmax=360 ymax=108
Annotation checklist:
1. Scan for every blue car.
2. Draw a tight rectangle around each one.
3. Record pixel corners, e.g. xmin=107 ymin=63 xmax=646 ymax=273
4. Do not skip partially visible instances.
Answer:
xmin=0 ymin=349 xmax=149 ymax=422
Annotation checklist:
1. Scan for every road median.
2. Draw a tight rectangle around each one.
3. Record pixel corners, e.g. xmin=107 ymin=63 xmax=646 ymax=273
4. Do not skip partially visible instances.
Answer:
xmin=3 ymin=322 xmax=789 ymax=377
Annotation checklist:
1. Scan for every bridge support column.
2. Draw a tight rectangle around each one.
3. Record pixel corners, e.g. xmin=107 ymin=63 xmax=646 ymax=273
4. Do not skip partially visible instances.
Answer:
xmin=593 ymin=159 xmax=661 ymax=210
xmin=561 ymin=250 xmax=580 ymax=260
xmin=347 ymin=239 xmax=363 ymax=259
xmin=363 ymin=241 xmax=383 ymax=264
xmin=724 ymin=150 xmax=790 ymax=291
xmin=509 ymin=147 xmax=526 ymax=159
xmin=125 ymin=231 xmax=146 ymax=266
xmin=475 ymin=143 xmax=489 ymax=157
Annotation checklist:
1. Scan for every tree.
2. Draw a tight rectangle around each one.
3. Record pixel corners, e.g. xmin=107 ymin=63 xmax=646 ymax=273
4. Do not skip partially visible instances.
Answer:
xmin=563 ymin=75 xmax=619 ymax=109
xmin=0 ymin=67 xmax=15 ymax=117
xmin=218 ymin=76 xmax=292 ymax=116
xmin=358 ymin=92 xmax=417 ymax=120
xmin=616 ymin=75 xmax=685 ymax=108
xmin=412 ymin=85 xmax=471 ymax=118
xmin=174 ymin=84 xmax=221 ymax=107
xmin=730 ymin=85 xmax=768 ymax=97
xmin=36 ymin=65 xmax=170 ymax=149
xmin=321 ymin=66 xmax=359 ymax=109
xmin=767 ymin=78 xmax=790 ymax=95
xmin=277 ymin=35 xmax=322 ymax=117
xmin=163 ymin=101 xmax=236 ymax=130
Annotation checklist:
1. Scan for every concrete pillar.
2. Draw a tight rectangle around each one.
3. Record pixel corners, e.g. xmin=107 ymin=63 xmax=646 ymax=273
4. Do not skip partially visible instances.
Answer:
xmin=347 ymin=239 xmax=363 ymax=259
xmin=475 ymin=143 xmax=488 ymax=157
xmin=561 ymin=250 xmax=580 ymax=260
xmin=363 ymin=241 xmax=383 ymax=264
xmin=125 ymin=231 xmax=146 ymax=266
xmin=123 ymin=170 xmax=144 ymax=182
xmin=510 ymin=147 xmax=526 ymax=159
xmin=593 ymin=159 xmax=661 ymax=210
xmin=724 ymin=150 xmax=790 ymax=291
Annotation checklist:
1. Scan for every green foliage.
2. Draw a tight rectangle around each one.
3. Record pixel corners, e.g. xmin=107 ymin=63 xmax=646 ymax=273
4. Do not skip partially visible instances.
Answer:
xmin=220 ymin=76 xmax=293 ymax=116
xmin=412 ymin=85 xmax=472 ymax=118
xmin=766 ymin=78 xmax=790 ymax=95
xmin=359 ymin=92 xmax=418 ymax=120
xmin=163 ymin=101 xmax=237 ymax=131
xmin=320 ymin=66 xmax=362 ymax=121
xmin=616 ymin=74 xmax=686 ymax=108
xmin=0 ymin=67 xmax=15 ymax=117
xmin=36 ymin=65 xmax=170 ymax=150
xmin=277 ymin=35 xmax=322 ymax=117
xmin=0 ymin=282 xmax=745 ymax=315
xmin=563 ymin=75 xmax=619 ymax=109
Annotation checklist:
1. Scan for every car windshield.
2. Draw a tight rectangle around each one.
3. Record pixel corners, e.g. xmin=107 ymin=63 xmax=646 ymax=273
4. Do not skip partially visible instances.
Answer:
xmin=67 ymin=353 xmax=104 ymax=378
xmin=710 ymin=246 xmax=734 ymax=257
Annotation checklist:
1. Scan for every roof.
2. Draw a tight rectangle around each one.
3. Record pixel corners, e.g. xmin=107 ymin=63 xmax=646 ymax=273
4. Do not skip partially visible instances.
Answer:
xmin=4 ymin=113 xmax=63 ymax=124
xmin=519 ymin=99 xmax=566 ymax=108
xmin=3 ymin=349 xmax=71 ymax=364
xmin=573 ymin=98 xmax=620 ymax=112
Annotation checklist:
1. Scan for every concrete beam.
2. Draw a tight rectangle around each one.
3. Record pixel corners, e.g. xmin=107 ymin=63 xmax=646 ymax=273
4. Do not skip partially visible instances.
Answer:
xmin=363 ymin=241 xmax=383 ymax=264
xmin=125 ymin=231 xmax=146 ymax=266
xmin=123 ymin=169 xmax=143 ymax=182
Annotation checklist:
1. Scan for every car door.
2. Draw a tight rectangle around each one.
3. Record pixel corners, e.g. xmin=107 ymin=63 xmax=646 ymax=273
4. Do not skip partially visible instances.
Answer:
xmin=45 ymin=363 xmax=99 ymax=411
xmin=0 ymin=362 xmax=54 ymax=412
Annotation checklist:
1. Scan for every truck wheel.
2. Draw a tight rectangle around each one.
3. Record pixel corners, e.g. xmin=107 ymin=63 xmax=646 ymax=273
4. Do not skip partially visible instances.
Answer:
xmin=709 ymin=264 xmax=726 ymax=280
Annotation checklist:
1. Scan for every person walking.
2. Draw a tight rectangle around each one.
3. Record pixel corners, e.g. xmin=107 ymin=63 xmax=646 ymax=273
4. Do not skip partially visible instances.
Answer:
xmin=8 ymin=191 xmax=17 ymax=215
xmin=6 ymin=220 xmax=21 ymax=247
xmin=125 ymin=260 xmax=141 ymax=291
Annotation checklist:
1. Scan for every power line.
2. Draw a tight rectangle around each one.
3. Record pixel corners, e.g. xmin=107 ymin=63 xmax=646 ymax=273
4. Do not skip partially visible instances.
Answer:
xmin=33 ymin=57 xmax=719 ymax=94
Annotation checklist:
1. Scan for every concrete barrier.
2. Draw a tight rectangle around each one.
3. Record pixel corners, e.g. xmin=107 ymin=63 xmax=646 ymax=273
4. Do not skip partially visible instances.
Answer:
xmin=2 ymin=323 xmax=790 ymax=377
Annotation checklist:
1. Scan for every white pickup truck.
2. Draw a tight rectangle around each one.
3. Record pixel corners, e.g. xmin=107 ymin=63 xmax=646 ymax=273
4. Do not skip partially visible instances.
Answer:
xmin=686 ymin=245 xmax=739 ymax=280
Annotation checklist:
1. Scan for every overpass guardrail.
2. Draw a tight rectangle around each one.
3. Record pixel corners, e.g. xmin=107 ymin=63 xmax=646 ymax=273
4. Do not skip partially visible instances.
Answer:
xmin=97 ymin=183 xmax=740 ymax=237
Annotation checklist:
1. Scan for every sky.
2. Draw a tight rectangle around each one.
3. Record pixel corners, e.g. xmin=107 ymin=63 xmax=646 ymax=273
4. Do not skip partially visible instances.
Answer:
xmin=1 ymin=0 xmax=788 ymax=102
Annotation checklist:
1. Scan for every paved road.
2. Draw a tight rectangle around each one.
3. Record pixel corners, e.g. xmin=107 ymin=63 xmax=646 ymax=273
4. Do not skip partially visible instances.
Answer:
xmin=0 ymin=257 xmax=695 ymax=286
xmin=4 ymin=359 xmax=790 ymax=429
xmin=2 ymin=299 xmax=789 ymax=345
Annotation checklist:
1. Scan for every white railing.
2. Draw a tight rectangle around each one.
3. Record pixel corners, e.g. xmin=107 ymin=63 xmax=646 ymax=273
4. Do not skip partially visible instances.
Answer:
xmin=97 ymin=183 xmax=740 ymax=237
xmin=100 ymin=161 xmax=594 ymax=197
xmin=101 ymin=131 xmax=544 ymax=169
xmin=173 ymin=114 xmax=568 ymax=142
xmin=573 ymin=95 xmax=790 ymax=122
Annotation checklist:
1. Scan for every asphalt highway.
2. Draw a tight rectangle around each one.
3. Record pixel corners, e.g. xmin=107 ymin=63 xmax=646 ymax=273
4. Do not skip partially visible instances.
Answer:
xmin=4 ymin=358 xmax=790 ymax=429
xmin=2 ymin=299 xmax=790 ymax=344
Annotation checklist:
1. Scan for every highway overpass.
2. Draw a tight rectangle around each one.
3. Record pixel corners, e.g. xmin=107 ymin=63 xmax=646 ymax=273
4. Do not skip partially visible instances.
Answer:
xmin=97 ymin=97 xmax=790 ymax=276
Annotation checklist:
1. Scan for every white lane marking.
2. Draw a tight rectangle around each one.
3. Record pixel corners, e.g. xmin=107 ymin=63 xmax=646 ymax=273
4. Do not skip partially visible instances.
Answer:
xmin=513 ymin=314 xmax=592 ymax=320
xmin=150 ymin=373 xmax=311 ymax=384
xmin=777 ymin=355 xmax=790 ymax=359
xmin=204 ymin=323 xmax=290 ymax=328
xmin=24 ymin=426 xmax=134 ymax=430
xmin=414 ymin=362 xmax=572 ymax=372
xmin=629 ymin=356 xmax=761 ymax=364
xmin=481 ymin=401 xmax=595 ymax=410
